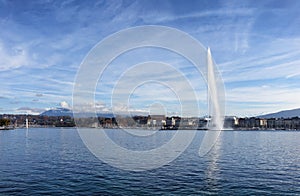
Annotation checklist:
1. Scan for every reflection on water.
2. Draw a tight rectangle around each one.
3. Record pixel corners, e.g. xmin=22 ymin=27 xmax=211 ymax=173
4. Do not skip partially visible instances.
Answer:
xmin=204 ymin=132 xmax=222 ymax=191
xmin=78 ymin=128 xmax=196 ymax=171
xmin=0 ymin=128 xmax=300 ymax=195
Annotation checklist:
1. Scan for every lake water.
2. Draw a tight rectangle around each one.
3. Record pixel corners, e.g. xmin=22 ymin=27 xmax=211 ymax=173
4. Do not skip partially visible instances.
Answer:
xmin=0 ymin=128 xmax=299 ymax=195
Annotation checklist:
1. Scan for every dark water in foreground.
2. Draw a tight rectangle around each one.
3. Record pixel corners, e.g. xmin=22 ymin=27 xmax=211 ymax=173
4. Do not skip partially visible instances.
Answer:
xmin=0 ymin=128 xmax=299 ymax=195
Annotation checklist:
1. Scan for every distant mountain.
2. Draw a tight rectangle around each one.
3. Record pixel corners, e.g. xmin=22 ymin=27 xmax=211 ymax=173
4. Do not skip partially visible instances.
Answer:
xmin=40 ymin=108 xmax=115 ymax=118
xmin=41 ymin=108 xmax=73 ymax=117
xmin=73 ymin=112 xmax=116 ymax=118
xmin=258 ymin=108 xmax=300 ymax=118
xmin=97 ymin=113 xmax=115 ymax=118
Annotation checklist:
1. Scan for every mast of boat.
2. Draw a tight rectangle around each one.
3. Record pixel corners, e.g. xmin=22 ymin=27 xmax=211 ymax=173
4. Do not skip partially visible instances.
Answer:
xmin=25 ymin=115 xmax=29 ymax=138
xmin=26 ymin=118 xmax=29 ymax=129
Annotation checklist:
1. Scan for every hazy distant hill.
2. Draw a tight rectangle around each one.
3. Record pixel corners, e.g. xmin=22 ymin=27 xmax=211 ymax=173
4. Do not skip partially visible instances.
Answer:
xmin=258 ymin=108 xmax=300 ymax=118
xmin=40 ymin=108 xmax=115 ymax=118
xmin=41 ymin=108 xmax=73 ymax=117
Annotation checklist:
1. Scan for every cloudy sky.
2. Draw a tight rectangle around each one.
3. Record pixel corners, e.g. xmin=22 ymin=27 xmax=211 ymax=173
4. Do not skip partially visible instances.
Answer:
xmin=0 ymin=0 xmax=300 ymax=116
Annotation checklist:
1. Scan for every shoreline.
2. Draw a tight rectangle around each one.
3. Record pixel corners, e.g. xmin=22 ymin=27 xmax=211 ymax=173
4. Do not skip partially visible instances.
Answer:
xmin=4 ymin=126 xmax=300 ymax=131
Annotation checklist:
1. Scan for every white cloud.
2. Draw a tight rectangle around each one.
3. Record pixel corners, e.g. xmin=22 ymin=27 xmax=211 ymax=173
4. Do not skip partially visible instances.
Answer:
xmin=16 ymin=107 xmax=46 ymax=115
xmin=226 ymin=85 xmax=300 ymax=116
xmin=60 ymin=101 xmax=71 ymax=109
xmin=1 ymin=1 xmax=300 ymax=117
xmin=220 ymin=38 xmax=300 ymax=83
xmin=143 ymin=7 xmax=255 ymax=24
xmin=0 ymin=41 xmax=29 ymax=71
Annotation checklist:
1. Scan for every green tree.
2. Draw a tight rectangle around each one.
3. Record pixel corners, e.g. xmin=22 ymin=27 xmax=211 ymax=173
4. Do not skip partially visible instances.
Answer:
xmin=0 ymin=119 xmax=10 ymax=127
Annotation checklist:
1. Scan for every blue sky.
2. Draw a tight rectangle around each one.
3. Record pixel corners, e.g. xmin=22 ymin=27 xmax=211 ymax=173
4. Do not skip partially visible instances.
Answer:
xmin=0 ymin=0 xmax=300 ymax=116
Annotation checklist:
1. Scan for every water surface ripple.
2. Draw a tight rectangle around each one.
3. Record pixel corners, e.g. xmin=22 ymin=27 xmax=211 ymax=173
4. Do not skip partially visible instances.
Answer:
xmin=0 ymin=128 xmax=299 ymax=195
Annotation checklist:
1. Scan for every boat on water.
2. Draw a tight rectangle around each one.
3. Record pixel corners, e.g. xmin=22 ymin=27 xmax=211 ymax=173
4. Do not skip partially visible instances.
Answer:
xmin=0 ymin=126 xmax=14 ymax=130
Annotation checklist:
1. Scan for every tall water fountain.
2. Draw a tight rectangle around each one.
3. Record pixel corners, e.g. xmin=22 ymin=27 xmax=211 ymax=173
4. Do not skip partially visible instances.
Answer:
xmin=207 ymin=48 xmax=223 ymax=131
xmin=199 ymin=47 xmax=224 ymax=156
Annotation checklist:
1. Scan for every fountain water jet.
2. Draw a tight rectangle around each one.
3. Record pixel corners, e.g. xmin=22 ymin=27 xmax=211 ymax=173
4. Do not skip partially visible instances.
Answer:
xmin=199 ymin=48 xmax=224 ymax=157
